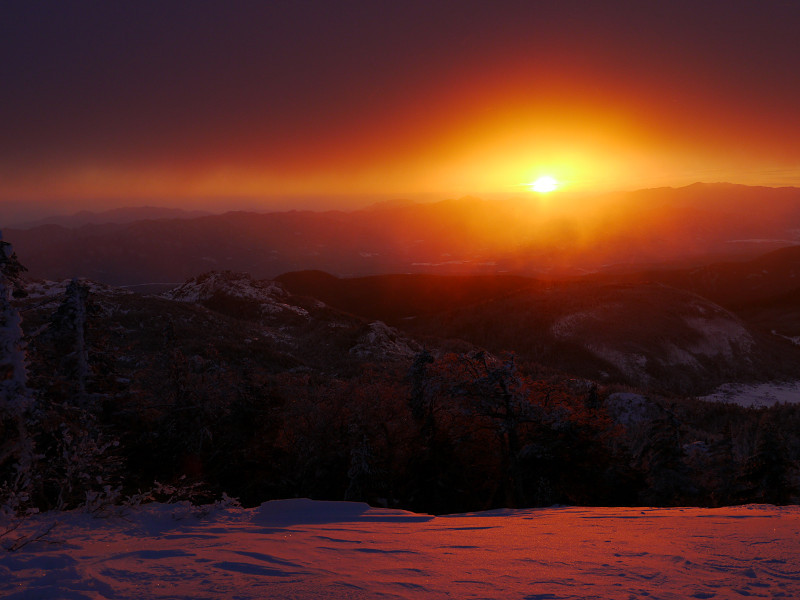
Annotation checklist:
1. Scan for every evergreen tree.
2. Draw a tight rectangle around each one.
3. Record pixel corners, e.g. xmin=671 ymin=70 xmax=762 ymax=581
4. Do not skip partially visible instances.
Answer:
xmin=740 ymin=415 xmax=796 ymax=505
xmin=637 ymin=411 xmax=695 ymax=505
xmin=404 ymin=351 xmax=469 ymax=513
xmin=705 ymin=424 xmax=739 ymax=506
xmin=0 ymin=236 xmax=27 ymax=298
xmin=47 ymin=279 xmax=92 ymax=405
xmin=408 ymin=349 xmax=435 ymax=428
xmin=0 ymin=233 xmax=36 ymax=514
xmin=0 ymin=234 xmax=31 ymax=403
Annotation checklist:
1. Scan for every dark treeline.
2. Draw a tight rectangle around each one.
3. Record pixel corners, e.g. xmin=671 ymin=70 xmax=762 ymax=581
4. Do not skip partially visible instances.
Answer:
xmin=110 ymin=352 xmax=800 ymax=512
xmin=1 ymin=247 xmax=799 ymax=515
xmin=6 ymin=318 xmax=800 ymax=514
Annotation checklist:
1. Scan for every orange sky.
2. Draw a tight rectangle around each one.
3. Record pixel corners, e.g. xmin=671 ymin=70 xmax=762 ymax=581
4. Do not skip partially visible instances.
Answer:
xmin=2 ymin=2 xmax=800 ymax=219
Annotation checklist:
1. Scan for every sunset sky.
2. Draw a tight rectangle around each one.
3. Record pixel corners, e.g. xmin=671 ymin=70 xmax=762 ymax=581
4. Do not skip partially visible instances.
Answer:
xmin=3 ymin=1 xmax=800 ymax=218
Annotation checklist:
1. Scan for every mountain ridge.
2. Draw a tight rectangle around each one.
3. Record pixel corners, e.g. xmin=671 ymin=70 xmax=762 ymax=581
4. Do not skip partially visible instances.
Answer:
xmin=6 ymin=183 xmax=800 ymax=286
xmin=15 ymin=206 xmax=215 ymax=229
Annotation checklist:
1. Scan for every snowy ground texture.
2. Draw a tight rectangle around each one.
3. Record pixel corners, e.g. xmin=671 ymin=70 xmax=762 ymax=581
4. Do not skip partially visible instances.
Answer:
xmin=2 ymin=499 xmax=799 ymax=599
xmin=699 ymin=381 xmax=800 ymax=407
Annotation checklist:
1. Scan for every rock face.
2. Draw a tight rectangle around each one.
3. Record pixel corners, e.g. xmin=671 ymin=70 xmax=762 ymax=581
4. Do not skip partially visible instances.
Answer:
xmin=548 ymin=285 xmax=757 ymax=390
xmin=154 ymin=271 xmax=429 ymax=369
xmin=163 ymin=271 xmax=308 ymax=317
xmin=163 ymin=271 xmax=285 ymax=303
xmin=349 ymin=321 xmax=421 ymax=361
xmin=411 ymin=280 xmax=796 ymax=395
xmin=12 ymin=270 xmax=435 ymax=399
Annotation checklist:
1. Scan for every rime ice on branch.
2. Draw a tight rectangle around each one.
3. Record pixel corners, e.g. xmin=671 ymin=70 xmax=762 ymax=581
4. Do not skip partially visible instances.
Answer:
xmin=0 ymin=232 xmax=32 ymax=410
xmin=0 ymin=231 xmax=36 ymax=515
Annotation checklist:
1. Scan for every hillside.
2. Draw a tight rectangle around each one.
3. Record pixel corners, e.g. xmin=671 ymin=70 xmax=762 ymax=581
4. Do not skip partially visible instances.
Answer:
xmin=276 ymin=268 xmax=800 ymax=395
xmin=409 ymin=281 xmax=799 ymax=395
xmin=600 ymin=244 xmax=800 ymax=309
xmin=4 ymin=267 xmax=800 ymax=517
xmin=20 ymin=271 xmax=423 ymax=386
xmin=276 ymin=270 xmax=541 ymax=324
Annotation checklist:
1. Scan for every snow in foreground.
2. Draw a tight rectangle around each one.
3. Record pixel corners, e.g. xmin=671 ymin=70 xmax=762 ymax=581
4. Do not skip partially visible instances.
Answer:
xmin=2 ymin=499 xmax=799 ymax=599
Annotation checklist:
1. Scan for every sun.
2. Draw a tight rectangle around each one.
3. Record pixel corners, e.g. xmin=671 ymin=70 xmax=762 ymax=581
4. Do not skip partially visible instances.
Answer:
xmin=529 ymin=175 xmax=559 ymax=193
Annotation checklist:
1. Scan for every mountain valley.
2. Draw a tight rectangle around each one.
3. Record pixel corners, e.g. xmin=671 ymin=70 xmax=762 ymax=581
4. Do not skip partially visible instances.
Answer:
xmin=3 ymin=183 xmax=800 ymax=515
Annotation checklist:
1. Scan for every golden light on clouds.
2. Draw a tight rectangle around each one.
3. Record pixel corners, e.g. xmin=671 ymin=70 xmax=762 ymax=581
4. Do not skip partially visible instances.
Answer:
xmin=3 ymin=2 xmax=800 ymax=217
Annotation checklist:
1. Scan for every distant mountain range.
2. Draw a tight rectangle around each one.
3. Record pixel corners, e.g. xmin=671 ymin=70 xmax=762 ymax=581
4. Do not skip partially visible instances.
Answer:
xmin=15 ymin=206 xmax=214 ymax=229
xmin=5 ymin=183 xmax=800 ymax=286
xmin=9 ymin=183 xmax=800 ymax=394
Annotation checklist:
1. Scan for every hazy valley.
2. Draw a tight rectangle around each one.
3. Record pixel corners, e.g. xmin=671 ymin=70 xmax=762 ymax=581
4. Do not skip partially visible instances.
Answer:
xmin=7 ymin=183 xmax=800 ymax=286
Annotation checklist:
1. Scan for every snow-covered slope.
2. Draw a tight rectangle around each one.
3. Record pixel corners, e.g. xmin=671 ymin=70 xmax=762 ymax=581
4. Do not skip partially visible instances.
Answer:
xmin=163 ymin=271 xmax=308 ymax=316
xmin=159 ymin=271 xmax=425 ymax=362
xmin=2 ymin=499 xmax=798 ymax=599
xmin=549 ymin=286 xmax=758 ymax=390
xmin=349 ymin=321 xmax=421 ymax=360
xmin=416 ymin=280 xmax=791 ymax=394
xmin=699 ymin=380 xmax=800 ymax=407
xmin=163 ymin=271 xmax=286 ymax=303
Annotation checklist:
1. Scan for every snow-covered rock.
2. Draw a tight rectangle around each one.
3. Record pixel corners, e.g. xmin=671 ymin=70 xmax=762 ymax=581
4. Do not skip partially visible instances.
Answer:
xmin=163 ymin=271 xmax=308 ymax=317
xmin=699 ymin=380 xmax=800 ymax=407
xmin=163 ymin=272 xmax=285 ymax=303
xmin=349 ymin=321 xmax=420 ymax=360
xmin=549 ymin=285 xmax=759 ymax=390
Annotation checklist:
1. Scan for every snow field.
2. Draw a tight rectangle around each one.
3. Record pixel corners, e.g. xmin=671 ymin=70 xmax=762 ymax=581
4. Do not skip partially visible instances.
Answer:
xmin=699 ymin=381 xmax=800 ymax=407
xmin=2 ymin=499 xmax=799 ymax=599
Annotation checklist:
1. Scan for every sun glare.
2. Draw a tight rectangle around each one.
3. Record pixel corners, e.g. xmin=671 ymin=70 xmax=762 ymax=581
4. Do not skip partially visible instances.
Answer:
xmin=529 ymin=176 xmax=559 ymax=193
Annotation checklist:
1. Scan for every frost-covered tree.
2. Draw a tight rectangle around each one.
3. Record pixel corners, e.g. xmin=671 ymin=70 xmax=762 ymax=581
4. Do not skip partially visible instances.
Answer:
xmin=1 ymin=240 xmax=123 ymax=513
xmin=0 ymin=233 xmax=36 ymax=514
xmin=0 ymin=235 xmax=31 ymax=404
xmin=345 ymin=432 xmax=374 ymax=502
xmin=38 ymin=280 xmax=125 ymax=511
xmin=408 ymin=349 xmax=436 ymax=434
xmin=0 ymin=236 xmax=27 ymax=299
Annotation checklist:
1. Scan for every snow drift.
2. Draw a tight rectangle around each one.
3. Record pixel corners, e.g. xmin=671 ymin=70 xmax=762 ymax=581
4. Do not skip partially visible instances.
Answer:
xmin=2 ymin=499 xmax=799 ymax=599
